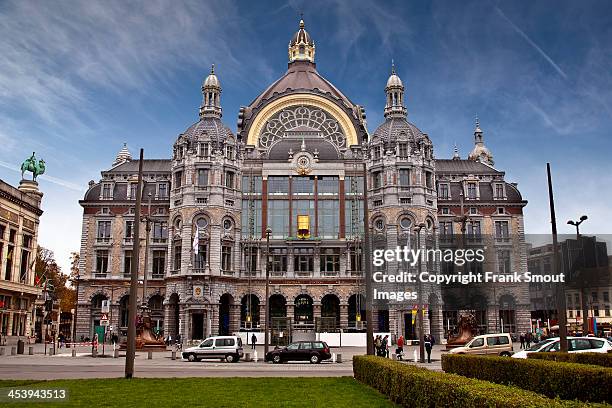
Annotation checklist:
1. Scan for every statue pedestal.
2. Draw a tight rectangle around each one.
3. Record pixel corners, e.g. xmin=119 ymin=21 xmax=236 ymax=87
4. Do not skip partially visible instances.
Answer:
xmin=18 ymin=179 xmax=43 ymax=205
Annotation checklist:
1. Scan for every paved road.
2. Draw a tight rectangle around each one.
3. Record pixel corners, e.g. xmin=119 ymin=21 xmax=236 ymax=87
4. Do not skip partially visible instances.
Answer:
xmin=0 ymin=344 xmax=450 ymax=380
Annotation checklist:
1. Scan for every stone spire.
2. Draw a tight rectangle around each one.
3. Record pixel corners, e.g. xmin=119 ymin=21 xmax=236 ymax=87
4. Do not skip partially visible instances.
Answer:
xmin=112 ymin=143 xmax=132 ymax=167
xmin=288 ymin=18 xmax=315 ymax=63
xmin=384 ymin=61 xmax=407 ymax=118
xmin=452 ymin=144 xmax=460 ymax=160
xmin=199 ymin=64 xmax=222 ymax=119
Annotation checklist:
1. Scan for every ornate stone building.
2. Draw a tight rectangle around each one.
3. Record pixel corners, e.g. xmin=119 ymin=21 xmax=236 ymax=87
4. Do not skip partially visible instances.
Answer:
xmin=76 ymin=19 xmax=530 ymax=343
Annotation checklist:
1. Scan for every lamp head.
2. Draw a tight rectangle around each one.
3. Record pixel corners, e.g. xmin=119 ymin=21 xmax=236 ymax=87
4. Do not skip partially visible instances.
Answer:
xmin=580 ymin=215 xmax=588 ymax=221
xmin=567 ymin=220 xmax=575 ymax=226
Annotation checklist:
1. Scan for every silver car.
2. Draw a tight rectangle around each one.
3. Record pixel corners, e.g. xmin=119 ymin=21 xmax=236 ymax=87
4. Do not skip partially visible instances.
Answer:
xmin=182 ymin=336 xmax=244 ymax=363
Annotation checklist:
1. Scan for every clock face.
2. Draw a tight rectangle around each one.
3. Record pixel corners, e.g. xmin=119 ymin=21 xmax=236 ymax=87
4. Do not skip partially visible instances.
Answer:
xmin=295 ymin=154 xmax=312 ymax=175
xmin=297 ymin=156 xmax=310 ymax=167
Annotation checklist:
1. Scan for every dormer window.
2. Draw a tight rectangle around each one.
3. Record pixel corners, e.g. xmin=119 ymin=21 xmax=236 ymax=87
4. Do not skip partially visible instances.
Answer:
xmin=438 ymin=183 xmax=450 ymax=199
xmin=467 ymin=182 xmax=477 ymax=199
xmin=101 ymin=183 xmax=113 ymax=200
xmin=157 ymin=183 xmax=168 ymax=199
xmin=174 ymin=171 xmax=183 ymax=189
xmin=494 ymin=183 xmax=506 ymax=199
xmin=226 ymin=145 xmax=234 ymax=160
xmin=129 ymin=183 xmax=138 ymax=200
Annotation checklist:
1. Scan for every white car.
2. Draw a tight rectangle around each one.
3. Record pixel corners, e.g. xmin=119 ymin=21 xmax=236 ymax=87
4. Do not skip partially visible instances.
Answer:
xmin=511 ymin=338 xmax=557 ymax=359
xmin=181 ymin=336 xmax=244 ymax=363
xmin=512 ymin=337 xmax=612 ymax=358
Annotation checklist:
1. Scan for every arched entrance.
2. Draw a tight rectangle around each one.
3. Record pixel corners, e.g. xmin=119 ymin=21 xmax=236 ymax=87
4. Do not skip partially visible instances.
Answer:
xmin=268 ymin=294 xmax=288 ymax=346
xmin=119 ymin=295 xmax=130 ymax=329
xmin=320 ymin=294 xmax=340 ymax=330
xmin=499 ymin=294 xmax=517 ymax=334
xmin=219 ymin=293 xmax=234 ymax=335
xmin=90 ymin=294 xmax=108 ymax=341
xmin=348 ymin=293 xmax=366 ymax=331
xmin=241 ymin=294 xmax=260 ymax=329
xmin=294 ymin=294 xmax=313 ymax=327
xmin=268 ymin=294 xmax=287 ymax=320
xmin=168 ymin=293 xmax=180 ymax=339
xmin=148 ymin=294 xmax=164 ymax=337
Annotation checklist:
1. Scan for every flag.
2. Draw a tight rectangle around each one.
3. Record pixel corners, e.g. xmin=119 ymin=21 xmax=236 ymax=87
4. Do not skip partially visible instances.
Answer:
xmin=192 ymin=224 xmax=200 ymax=253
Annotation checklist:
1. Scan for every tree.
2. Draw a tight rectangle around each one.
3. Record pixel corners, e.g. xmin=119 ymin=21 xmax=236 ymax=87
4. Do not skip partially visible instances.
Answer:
xmin=35 ymin=246 xmax=76 ymax=311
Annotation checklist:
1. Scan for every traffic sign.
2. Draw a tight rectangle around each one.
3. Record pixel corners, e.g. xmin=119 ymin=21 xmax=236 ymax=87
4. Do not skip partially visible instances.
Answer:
xmin=100 ymin=320 xmax=109 ymax=327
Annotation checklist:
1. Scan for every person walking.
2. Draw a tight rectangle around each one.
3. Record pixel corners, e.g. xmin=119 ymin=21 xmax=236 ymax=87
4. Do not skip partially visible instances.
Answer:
xmin=525 ymin=332 xmax=532 ymax=348
xmin=382 ymin=335 xmax=389 ymax=358
xmin=251 ymin=333 xmax=257 ymax=350
xmin=519 ymin=333 xmax=525 ymax=349
xmin=396 ymin=335 xmax=404 ymax=359
xmin=374 ymin=335 xmax=382 ymax=356
xmin=424 ymin=334 xmax=432 ymax=363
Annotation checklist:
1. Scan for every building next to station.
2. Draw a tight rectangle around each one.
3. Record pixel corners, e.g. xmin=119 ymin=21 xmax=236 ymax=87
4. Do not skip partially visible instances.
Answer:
xmin=75 ymin=19 xmax=531 ymax=344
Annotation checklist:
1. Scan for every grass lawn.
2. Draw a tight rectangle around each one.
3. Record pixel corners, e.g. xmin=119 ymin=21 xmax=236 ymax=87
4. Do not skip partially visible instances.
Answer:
xmin=0 ymin=377 xmax=396 ymax=407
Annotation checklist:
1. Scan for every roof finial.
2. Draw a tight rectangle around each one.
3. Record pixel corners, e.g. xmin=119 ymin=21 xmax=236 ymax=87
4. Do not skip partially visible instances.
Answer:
xmin=210 ymin=64 xmax=215 ymax=74
xmin=475 ymin=114 xmax=481 ymax=131
xmin=453 ymin=143 xmax=460 ymax=160
xmin=301 ymin=136 xmax=306 ymax=151
xmin=391 ymin=59 xmax=395 ymax=74
xmin=299 ymin=12 xmax=305 ymax=28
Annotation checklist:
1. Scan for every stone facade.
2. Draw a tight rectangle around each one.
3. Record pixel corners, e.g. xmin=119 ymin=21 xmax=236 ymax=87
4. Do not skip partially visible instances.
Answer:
xmin=76 ymin=19 xmax=530 ymax=343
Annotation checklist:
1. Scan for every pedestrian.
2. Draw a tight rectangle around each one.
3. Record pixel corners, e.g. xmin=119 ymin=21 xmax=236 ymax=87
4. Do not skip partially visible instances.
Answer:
xmin=251 ymin=333 xmax=257 ymax=350
xmin=525 ymin=332 xmax=532 ymax=348
xmin=519 ymin=333 xmax=525 ymax=349
xmin=374 ymin=335 xmax=382 ymax=356
xmin=424 ymin=334 xmax=432 ymax=363
xmin=382 ymin=335 xmax=389 ymax=358
xmin=176 ymin=333 xmax=182 ymax=350
xmin=396 ymin=335 xmax=404 ymax=359
xmin=111 ymin=332 xmax=119 ymax=346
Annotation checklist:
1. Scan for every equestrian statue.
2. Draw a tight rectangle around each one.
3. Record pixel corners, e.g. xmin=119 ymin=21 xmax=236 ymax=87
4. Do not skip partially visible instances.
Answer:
xmin=20 ymin=152 xmax=46 ymax=181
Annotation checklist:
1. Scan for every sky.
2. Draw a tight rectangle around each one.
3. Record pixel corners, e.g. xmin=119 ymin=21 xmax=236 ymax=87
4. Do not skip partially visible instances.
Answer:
xmin=1 ymin=0 xmax=611 ymax=274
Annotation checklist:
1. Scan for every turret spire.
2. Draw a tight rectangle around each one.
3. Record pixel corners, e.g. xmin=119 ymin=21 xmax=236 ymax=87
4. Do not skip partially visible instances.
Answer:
xmin=288 ymin=17 xmax=315 ymax=63
xmin=200 ymin=64 xmax=222 ymax=119
xmin=468 ymin=117 xmax=494 ymax=166
xmin=384 ymin=61 xmax=407 ymax=118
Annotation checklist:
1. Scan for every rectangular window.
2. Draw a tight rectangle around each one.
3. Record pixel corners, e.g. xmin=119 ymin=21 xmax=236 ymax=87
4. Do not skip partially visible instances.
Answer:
xmin=201 ymin=143 xmax=209 ymax=157
xmin=349 ymin=247 xmax=363 ymax=272
xmin=439 ymin=222 xmax=453 ymax=238
xmin=0 ymin=224 xmax=5 ymax=240
xmin=225 ymin=171 xmax=235 ymax=189
xmin=241 ymin=200 xmax=262 ymax=238
xmin=292 ymin=200 xmax=314 ymax=238
xmin=425 ymin=171 xmax=433 ymax=189
xmin=123 ymin=250 xmax=132 ymax=275
xmin=129 ymin=183 xmax=138 ymax=200
xmin=320 ymin=248 xmax=340 ymax=274
xmin=226 ymin=145 xmax=234 ymax=160
xmin=293 ymin=176 xmax=314 ymax=194
xmin=157 ymin=183 xmax=168 ymax=198
xmin=317 ymin=177 xmax=338 ymax=195
xmin=372 ymin=171 xmax=383 ymax=189
xmin=152 ymin=221 xmax=168 ymax=242
xmin=194 ymin=244 xmax=208 ymax=270
xmin=197 ymin=169 xmax=209 ymax=186
xmin=318 ymin=200 xmax=339 ymax=239
xmin=467 ymin=221 xmax=481 ymax=240
xmin=244 ymin=246 xmax=258 ymax=273
xmin=294 ymin=248 xmax=314 ymax=274
xmin=173 ymin=243 xmax=182 ymax=272
xmin=102 ymin=183 xmax=113 ymax=199
xmin=125 ymin=220 xmax=134 ymax=239
xmin=438 ymin=183 xmax=449 ymax=199
xmin=344 ymin=176 xmax=363 ymax=194
xmin=345 ymin=199 xmax=364 ymax=237
xmin=495 ymin=183 xmax=505 ymax=199
xmin=604 ymin=292 xmax=609 ymax=302
xmin=574 ymin=293 xmax=580 ymax=305
xmin=97 ymin=221 xmax=112 ymax=242
xmin=221 ymin=245 xmax=232 ymax=271
xmin=268 ymin=176 xmax=289 ymax=194
xmin=19 ymin=249 xmax=29 ymax=283
xmin=495 ymin=221 xmax=510 ymax=240
xmin=152 ymin=250 xmax=166 ymax=276
xmin=4 ymin=244 xmax=13 ymax=280
xmin=592 ymin=292 xmax=598 ymax=302
xmin=268 ymin=200 xmax=290 ymax=239
xmin=399 ymin=169 xmax=410 ymax=187
xmin=96 ymin=250 xmax=109 ymax=273
xmin=498 ymin=250 xmax=511 ymax=274
xmin=174 ymin=171 xmax=183 ymax=188
xmin=398 ymin=143 xmax=408 ymax=158
xmin=242 ymin=176 xmax=262 ymax=194
xmin=467 ymin=182 xmax=477 ymax=199
xmin=271 ymin=248 xmax=287 ymax=273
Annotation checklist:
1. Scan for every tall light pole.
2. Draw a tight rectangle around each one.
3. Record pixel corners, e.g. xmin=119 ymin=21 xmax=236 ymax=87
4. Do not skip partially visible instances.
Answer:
xmin=125 ymin=149 xmax=144 ymax=378
xmin=414 ymin=222 xmax=426 ymax=363
xmin=141 ymin=192 xmax=153 ymax=310
xmin=360 ymin=144 xmax=374 ymax=356
xmin=72 ymin=272 xmax=80 ymax=344
xmin=264 ymin=227 xmax=271 ymax=356
xmin=567 ymin=215 xmax=589 ymax=334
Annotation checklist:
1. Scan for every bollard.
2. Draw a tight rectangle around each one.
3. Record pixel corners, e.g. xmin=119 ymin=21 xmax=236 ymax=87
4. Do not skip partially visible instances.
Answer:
xmin=72 ymin=349 xmax=77 ymax=357
xmin=413 ymin=350 xmax=418 ymax=363
xmin=114 ymin=349 xmax=119 ymax=358
xmin=0 ymin=347 xmax=4 ymax=355
xmin=244 ymin=352 xmax=251 ymax=362
xmin=28 ymin=347 xmax=34 ymax=356
xmin=11 ymin=347 xmax=16 ymax=356
xmin=336 ymin=353 xmax=342 ymax=363
xmin=253 ymin=350 xmax=258 ymax=363
xmin=171 ymin=351 xmax=176 ymax=360
xmin=332 ymin=353 xmax=336 ymax=363
xmin=148 ymin=351 xmax=153 ymax=360
xmin=92 ymin=349 xmax=97 ymax=358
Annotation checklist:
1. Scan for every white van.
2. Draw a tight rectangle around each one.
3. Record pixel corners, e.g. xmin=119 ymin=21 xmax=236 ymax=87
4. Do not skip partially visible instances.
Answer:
xmin=182 ymin=336 xmax=244 ymax=363
xmin=448 ymin=333 xmax=513 ymax=356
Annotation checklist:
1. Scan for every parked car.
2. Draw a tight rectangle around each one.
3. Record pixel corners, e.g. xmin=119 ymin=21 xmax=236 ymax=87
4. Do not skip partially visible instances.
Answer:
xmin=515 ymin=337 xmax=612 ymax=357
xmin=448 ymin=333 xmax=513 ymax=356
xmin=182 ymin=336 xmax=243 ymax=363
xmin=511 ymin=338 xmax=558 ymax=359
xmin=265 ymin=341 xmax=331 ymax=364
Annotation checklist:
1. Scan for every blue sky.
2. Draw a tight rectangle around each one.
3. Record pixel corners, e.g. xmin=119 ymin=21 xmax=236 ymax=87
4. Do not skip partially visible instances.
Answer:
xmin=1 ymin=0 xmax=611 ymax=273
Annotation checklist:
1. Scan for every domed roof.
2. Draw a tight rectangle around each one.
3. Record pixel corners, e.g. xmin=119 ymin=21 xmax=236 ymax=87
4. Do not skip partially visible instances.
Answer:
xmin=203 ymin=64 xmax=220 ymax=88
xmin=112 ymin=143 xmax=132 ymax=167
xmin=468 ymin=144 xmax=493 ymax=164
xmin=371 ymin=117 xmax=427 ymax=144
xmin=290 ymin=19 xmax=313 ymax=46
xmin=180 ymin=117 xmax=235 ymax=149
xmin=386 ymin=73 xmax=403 ymax=88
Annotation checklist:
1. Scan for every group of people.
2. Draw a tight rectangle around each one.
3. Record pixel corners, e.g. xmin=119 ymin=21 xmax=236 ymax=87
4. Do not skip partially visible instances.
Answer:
xmin=375 ymin=334 xmax=436 ymax=363
xmin=164 ymin=334 xmax=182 ymax=348
xmin=374 ymin=335 xmax=390 ymax=357
xmin=519 ymin=332 xmax=534 ymax=349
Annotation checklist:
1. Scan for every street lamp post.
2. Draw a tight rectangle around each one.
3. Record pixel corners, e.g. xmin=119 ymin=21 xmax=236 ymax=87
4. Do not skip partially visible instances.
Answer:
xmin=141 ymin=192 xmax=153 ymax=310
xmin=264 ymin=227 xmax=271 ymax=357
xmin=414 ymin=222 xmax=426 ymax=363
xmin=72 ymin=272 xmax=80 ymax=344
xmin=567 ymin=215 xmax=589 ymax=334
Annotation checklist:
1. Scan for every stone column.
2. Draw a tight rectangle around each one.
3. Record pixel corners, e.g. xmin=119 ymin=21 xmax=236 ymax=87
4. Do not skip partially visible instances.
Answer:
xmin=210 ymin=304 xmax=220 ymax=336
xmin=371 ymin=309 xmax=379 ymax=332
xmin=313 ymin=303 xmax=321 ymax=329
xmin=230 ymin=304 xmax=241 ymax=333
xmin=339 ymin=304 xmax=348 ymax=329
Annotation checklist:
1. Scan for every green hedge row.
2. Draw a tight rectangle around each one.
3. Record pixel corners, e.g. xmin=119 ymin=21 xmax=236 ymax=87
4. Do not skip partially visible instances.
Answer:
xmin=353 ymin=355 xmax=590 ymax=408
xmin=528 ymin=352 xmax=612 ymax=368
xmin=441 ymin=354 xmax=611 ymax=403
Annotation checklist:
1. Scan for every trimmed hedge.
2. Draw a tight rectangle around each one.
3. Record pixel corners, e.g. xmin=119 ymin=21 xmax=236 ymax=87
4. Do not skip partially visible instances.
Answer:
xmin=442 ymin=354 xmax=611 ymax=403
xmin=353 ymin=355 xmax=590 ymax=407
xmin=528 ymin=352 xmax=612 ymax=368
